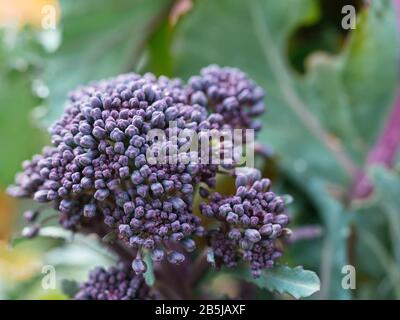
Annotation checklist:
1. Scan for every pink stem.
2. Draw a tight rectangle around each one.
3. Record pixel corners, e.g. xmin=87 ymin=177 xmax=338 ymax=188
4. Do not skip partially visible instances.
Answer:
xmin=351 ymin=0 xmax=400 ymax=199
xmin=352 ymin=89 xmax=400 ymax=198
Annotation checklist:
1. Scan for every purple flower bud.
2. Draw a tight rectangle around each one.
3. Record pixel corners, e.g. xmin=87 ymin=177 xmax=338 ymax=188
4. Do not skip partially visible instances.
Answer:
xmin=240 ymin=215 xmax=251 ymax=226
xmin=171 ymin=220 xmax=180 ymax=231
xmin=162 ymin=180 xmax=174 ymax=192
xmin=22 ymin=225 xmax=40 ymax=238
xmin=239 ymin=238 xmax=253 ymax=250
xmin=150 ymin=183 xmax=163 ymax=196
xmin=134 ymin=207 xmax=145 ymax=218
xmin=125 ymin=125 xmax=138 ymax=138
xmin=131 ymin=171 xmax=144 ymax=185
xmin=90 ymin=96 xmax=103 ymax=109
xmin=79 ymin=122 xmax=92 ymax=135
xmin=171 ymin=197 xmax=185 ymax=211
xmin=137 ymin=185 xmax=148 ymax=197
xmin=151 ymin=111 xmax=165 ymax=127
xmin=47 ymin=190 xmax=58 ymax=200
xmin=106 ymin=179 xmax=120 ymax=190
xmin=134 ymin=154 xmax=146 ymax=168
xmin=274 ymin=214 xmax=289 ymax=226
xmin=82 ymin=166 xmax=94 ymax=177
xmin=114 ymin=142 xmax=125 ymax=154
xmin=151 ymin=249 xmax=165 ymax=262
xmin=110 ymin=128 xmax=125 ymax=142
xmin=171 ymin=232 xmax=184 ymax=242
xmin=34 ymin=190 xmax=49 ymax=203
xmin=119 ymin=166 xmax=130 ymax=178
xmin=23 ymin=210 xmax=39 ymax=223
xmin=94 ymin=189 xmax=110 ymax=201
xmin=199 ymin=187 xmax=209 ymax=198
xmin=219 ymin=203 xmax=231 ymax=216
xmin=83 ymin=204 xmax=97 ymax=218
xmin=80 ymin=177 xmax=92 ymax=189
xmin=165 ymin=107 xmax=178 ymax=121
xmin=270 ymin=224 xmax=282 ymax=239
xmin=182 ymin=239 xmax=196 ymax=252
xmin=80 ymin=135 xmax=97 ymax=149
xmin=250 ymin=216 xmax=259 ymax=226
xmin=226 ymin=212 xmax=239 ymax=224
xmin=245 ymin=229 xmax=261 ymax=243
xmin=139 ymin=165 xmax=151 ymax=178
xmin=190 ymin=91 xmax=207 ymax=106
xmin=259 ymin=224 xmax=273 ymax=236
xmin=181 ymin=184 xmax=193 ymax=194
xmin=131 ymin=258 xmax=147 ymax=275
xmin=118 ymin=224 xmax=132 ymax=236
xmin=228 ymin=228 xmax=242 ymax=240
xmin=123 ymin=202 xmax=135 ymax=214
xmin=167 ymin=251 xmax=185 ymax=265
xmin=92 ymin=127 xmax=106 ymax=140
xmin=235 ymin=175 xmax=247 ymax=187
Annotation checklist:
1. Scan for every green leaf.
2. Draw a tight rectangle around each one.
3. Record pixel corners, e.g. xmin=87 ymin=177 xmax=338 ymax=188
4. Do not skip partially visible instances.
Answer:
xmin=61 ymin=279 xmax=80 ymax=298
xmin=143 ymin=252 xmax=155 ymax=286
xmin=43 ymin=0 xmax=172 ymax=125
xmin=10 ymin=226 xmax=71 ymax=248
xmin=38 ymin=226 xmax=74 ymax=239
xmin=357 ymin=228 xmax=400 ymax=299
xmin=307 ymin=178 xmax=351 ymax=300
xmin=12 ymin=226 xmax=116 ymax=262
xmin=370 ymin=166 xmax=400 ymax=265
xmin=0 ymin=29 xmax=47 ymax=188
xmin=238 ymin=265 xmax=320 ymax=299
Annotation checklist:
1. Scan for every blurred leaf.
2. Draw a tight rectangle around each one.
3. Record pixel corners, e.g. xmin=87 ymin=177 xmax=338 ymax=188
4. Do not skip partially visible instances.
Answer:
xmin=370 ymin=166 xmax=400 ymax=265
xmin=38 ymin=225 xmax=73 ymax=239
xmin=307 ymin=178 xmax=351 ymax=299
xmin=0 ymin=241 xmax=42 ymax=282
xmin=0 ymin=29 xmax=47 ymax=187
xmin=36 ymin=291 xmax=68 ymax=300
xmin=12 ymin=226 xmax=116 ymax=262
xmin=43 ymin=0 xmax=173 ymax=125
xmin=61 ymin=279 xmax=79 ymax=298
xmin=353 ymin=204 xmax=389 ymax=279
xmin=11 ymin=225 xmax=72 ymax=247
xmin=341 ymin=0 xmax=397 ymax=147
xmin=146 ymin=19 xmax=174 ymax=76
xmin=237 ymin=265 xmax=320 ymax=299
xmin=357 ymin=228 xmax=400 ymax=299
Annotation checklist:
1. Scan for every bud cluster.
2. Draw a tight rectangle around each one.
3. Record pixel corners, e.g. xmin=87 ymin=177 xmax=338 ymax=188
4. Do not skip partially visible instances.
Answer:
xmin=75 ymin=262 xmax=156 ymax=300
xmin=200 ymin=169 xmax=290 ymax=278
xmin=187 ymin=65 xmax=265 ymax=131
xmin=8 ymin=66 xmax=290 ymax=292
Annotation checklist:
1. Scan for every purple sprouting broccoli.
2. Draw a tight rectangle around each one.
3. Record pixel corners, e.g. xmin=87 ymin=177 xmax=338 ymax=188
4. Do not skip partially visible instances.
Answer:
xmin=187 ymin=65 xmax=265 ymax=131
xmin=8 ymin=72 xmax=218 ymax=271
xmin=75 ymin=262 xmax=157 ymax=300
xmin=199 ymin=168 xmax=290 ymax=278
xmin=8 ymin=66 xmax=290 ymax=297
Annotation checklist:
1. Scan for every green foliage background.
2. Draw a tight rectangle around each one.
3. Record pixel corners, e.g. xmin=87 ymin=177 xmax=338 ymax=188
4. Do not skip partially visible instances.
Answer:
xmin=0 ymin=0 xmax=399 ymax=299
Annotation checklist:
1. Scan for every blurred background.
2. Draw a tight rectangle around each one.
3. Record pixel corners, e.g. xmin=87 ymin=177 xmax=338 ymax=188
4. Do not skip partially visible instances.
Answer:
xmin=0 ymin=0 xmax=399 ymax=299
